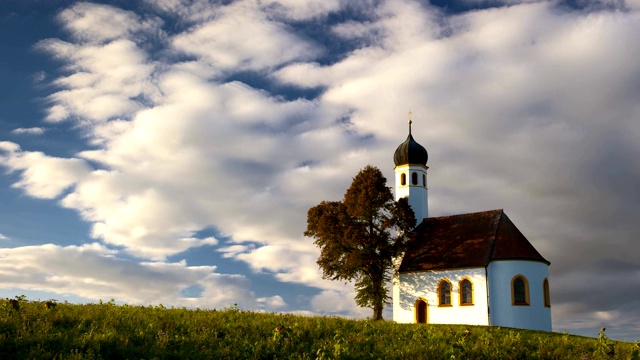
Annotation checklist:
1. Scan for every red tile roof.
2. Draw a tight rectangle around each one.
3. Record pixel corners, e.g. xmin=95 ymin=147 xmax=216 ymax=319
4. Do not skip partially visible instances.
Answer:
xmin=399 ymin=209 xmax=549 ymax=273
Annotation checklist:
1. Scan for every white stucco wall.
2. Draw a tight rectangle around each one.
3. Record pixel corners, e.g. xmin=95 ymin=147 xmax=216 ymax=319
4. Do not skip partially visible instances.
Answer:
xmin=394 ymin=164 xmax=429 ymax=220
xmin=393 ymin=267 xmax=489 ymax=325
xmin=487 ymin=260 xmax=551 ymax=331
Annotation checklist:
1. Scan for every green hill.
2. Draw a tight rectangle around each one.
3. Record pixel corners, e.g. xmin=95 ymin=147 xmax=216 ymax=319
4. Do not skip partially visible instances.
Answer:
xmin=1 ymin=297 xmax=638 ymax=359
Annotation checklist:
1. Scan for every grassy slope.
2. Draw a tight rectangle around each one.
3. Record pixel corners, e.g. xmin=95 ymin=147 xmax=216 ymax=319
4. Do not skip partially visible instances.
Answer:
xmin=0 ymin=298 xmax=638 ymax=359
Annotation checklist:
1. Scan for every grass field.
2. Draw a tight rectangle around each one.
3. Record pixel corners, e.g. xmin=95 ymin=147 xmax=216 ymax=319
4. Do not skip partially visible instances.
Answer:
xmin=1 ymin=297 xmax=638 ymax=359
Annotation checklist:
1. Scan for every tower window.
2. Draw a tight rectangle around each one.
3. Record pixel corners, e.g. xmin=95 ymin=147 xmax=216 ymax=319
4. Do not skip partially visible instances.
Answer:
xmin=543 ymin=278 xmax=550 ymax=307
xmin=438 ymin=279 xmax=452 ymax=306
xmin=400 ymin=173 xmax=406 ymax=186
xmin=411 ymin=172 xmax=418 ymax=185
xmin=460 ymin=279 xmax=473 ymax=305
xmin=422 ymin=174 xmax=426 ymax=187
xmin=511 ymin=275 xmax=530 ymax=306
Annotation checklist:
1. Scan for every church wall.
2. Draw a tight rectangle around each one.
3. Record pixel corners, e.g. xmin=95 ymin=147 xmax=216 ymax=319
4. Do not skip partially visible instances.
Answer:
xmin=487 ymin=260 xmax=551 ymax=331
xmin=393 ymin=267 xmax=489 ymax=325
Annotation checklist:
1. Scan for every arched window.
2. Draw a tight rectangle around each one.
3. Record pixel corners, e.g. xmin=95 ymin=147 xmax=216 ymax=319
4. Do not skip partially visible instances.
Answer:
xmin=400 ymin=173 xmax=406 ymax=186
xmin=438 ymin=279 xmax=452 ymax=306
xmin=411 ymin=172 xmax=418 ymax=185
xmin=543 ymin=278 xmax=550 ymax=307
xmin=459 ymin=279 xmax=473 ymax=305
xmin=415 ymin=299 xmax=428 ymax=323
xmin=511 ymin=275 xmax=530 ymax=306
xmin=422 ymin=174 xmax=426 ymax=187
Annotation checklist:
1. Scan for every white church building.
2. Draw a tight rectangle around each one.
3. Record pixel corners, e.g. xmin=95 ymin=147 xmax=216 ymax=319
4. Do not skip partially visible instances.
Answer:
xmin=391 ymin=121 xmax=552 ymax=331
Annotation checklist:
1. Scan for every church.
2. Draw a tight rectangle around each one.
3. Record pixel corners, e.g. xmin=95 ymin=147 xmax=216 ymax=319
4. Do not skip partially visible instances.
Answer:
xmin=391 ymin=120 xmax=552 ymax=331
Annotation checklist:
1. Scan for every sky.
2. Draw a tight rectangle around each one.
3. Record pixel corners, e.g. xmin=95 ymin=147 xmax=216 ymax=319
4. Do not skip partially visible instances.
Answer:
xmin=1 ymin=0 xmax=639 ymax=341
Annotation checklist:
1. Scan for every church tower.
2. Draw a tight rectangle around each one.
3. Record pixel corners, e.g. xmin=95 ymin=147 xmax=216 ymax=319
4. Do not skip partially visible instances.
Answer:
xmin=393 ymin=117 xmax=429 ymax=222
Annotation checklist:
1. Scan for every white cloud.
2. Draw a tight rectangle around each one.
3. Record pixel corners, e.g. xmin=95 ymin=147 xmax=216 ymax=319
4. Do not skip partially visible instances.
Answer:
xmin=11 ymin=127 xmax=46 ymax=135
xmin=3 ymin=64 xmax=339 ymax=260
xmin=262 ymin=0 xmax=340 ymax=20
xmin=10 ymin=1 xmax=353 ymax=262
xmin=629 ymin=0 xmax=640 ymax=10
xmin=37 ymin=38 xmax=158 ymax=123
xmin=0 ymin=243 xmax=258 ymax=308
xmin=2 ymin=150 xmax=91 ymax=199
xmin=311 ymin=286 xmax=371 ymax=318
xmin=459 ymin=0 xmax=544 ymax=6
xmin=235 ymin=245 xmax=321 ymax=280
xmin=36 ymin=2 xmax=162 ymax=125
xmin=144 ymin=0 xmax=224 ymax=23
xmin=257 ymin=295 xmax=287 ymax=309
xmin=0 ymin=141 xmax=21 ymax=153
xmin=60 ymin=174 xmax=220 ymax=260
xmin=218 ymin=245 xmax=249 ymax=259
xmin=87 ymin=119 xmax=132 ymax=146
xmin=58 ymin=2 xmax=162 ymax=43
xmin=0 ymin=234 xmax=9 ymax=241
xmin=45 ymin=104 xmax=70 ymax=123
xmin=171 ymin=0 xmax=320 ymax=73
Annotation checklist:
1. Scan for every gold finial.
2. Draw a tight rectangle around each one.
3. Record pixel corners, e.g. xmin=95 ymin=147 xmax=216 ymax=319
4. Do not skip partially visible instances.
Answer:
xmin=408 ymin=111 xmax=413 ymax=134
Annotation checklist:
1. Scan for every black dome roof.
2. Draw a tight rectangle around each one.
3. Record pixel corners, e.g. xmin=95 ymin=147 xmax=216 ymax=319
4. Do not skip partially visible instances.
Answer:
xmin=394 ymin=129 xmax=428 ymax=166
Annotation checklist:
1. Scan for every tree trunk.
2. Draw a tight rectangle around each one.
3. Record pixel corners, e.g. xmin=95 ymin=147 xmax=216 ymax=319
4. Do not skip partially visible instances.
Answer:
xmin=372 ymin=303 xmax=383 ymax=320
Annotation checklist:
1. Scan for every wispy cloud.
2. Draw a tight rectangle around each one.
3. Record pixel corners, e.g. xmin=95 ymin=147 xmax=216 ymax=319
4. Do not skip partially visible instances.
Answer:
xmin=11 ymin=127 xmax=46 ymax=135
xmin=0 ymin=243 xmax=260 ymax=308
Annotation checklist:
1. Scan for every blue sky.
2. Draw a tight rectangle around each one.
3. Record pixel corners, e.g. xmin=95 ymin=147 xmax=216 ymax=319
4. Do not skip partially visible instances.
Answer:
xmin=1 ymin=0 xmax=640 ymax=341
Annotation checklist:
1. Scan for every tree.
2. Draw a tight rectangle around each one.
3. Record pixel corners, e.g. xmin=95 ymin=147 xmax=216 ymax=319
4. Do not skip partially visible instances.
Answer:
xmin=304 ymin=165 xmax=416 ymax=320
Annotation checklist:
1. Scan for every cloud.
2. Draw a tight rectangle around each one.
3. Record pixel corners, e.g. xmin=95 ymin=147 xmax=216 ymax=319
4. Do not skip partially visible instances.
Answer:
xmin=257 ymin=295 xmax=287 ymax=309
xmin=8 ymin=2 xmax=349 ymax=261
xmin=0 ymin=243 xmax=258 ymax=308
xmin=262 ymin=0 xmax=341 ymax=20
xmin=58 ymin=2 xmax=163 ymax=43
xmin=36 ymin=38 xmax=158 ymax=123
xmin=171 ymin=0 xmax=320 ymax=73
xmin=147 ymin=0 xmax=341 ymax=23
xmin=629 ymin=0 xmax=640 ymax=10
xmin=234 ymin=245 xmax=330 ymax=288
xmin=0 ymin=234 xmax=9 ymax=241
xmin=311 ymin=286 xmax=371 ymax=318
xmin=32 ymin=71 xmax=46 ymax=83
xmin=217 ymin=245 xmax=249 ymax=259
xmin=551 ymin=259 xmax=640 ymax=332
xmin=31 ymin=24 xmax=353 ymax=261
xmin=144 ymin=0 xmax=225 ymax=23
xmin=1 ymin=149 xmax=91 ymax=199
xmin=0 ymin=141 xmax=21 ymax=153
xmin=11 ymin=127 xmax=46 ymax=135
xmin=35 ymin=2 xmax=162 ymax=124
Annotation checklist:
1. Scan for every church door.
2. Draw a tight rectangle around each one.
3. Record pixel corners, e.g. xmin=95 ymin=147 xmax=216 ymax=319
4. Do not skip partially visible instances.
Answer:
xmin=415 ymin=299 xmax=428 ymax=324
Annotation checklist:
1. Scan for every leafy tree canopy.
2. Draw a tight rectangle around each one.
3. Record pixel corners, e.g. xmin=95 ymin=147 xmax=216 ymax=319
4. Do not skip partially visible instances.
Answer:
xmin=304 ymin=165 xmax=415 ymax=320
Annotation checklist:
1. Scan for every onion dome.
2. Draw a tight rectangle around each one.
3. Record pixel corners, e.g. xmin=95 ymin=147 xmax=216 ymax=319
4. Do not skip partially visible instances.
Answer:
xmin=394 ymin=119 xmax=428 ymax=166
